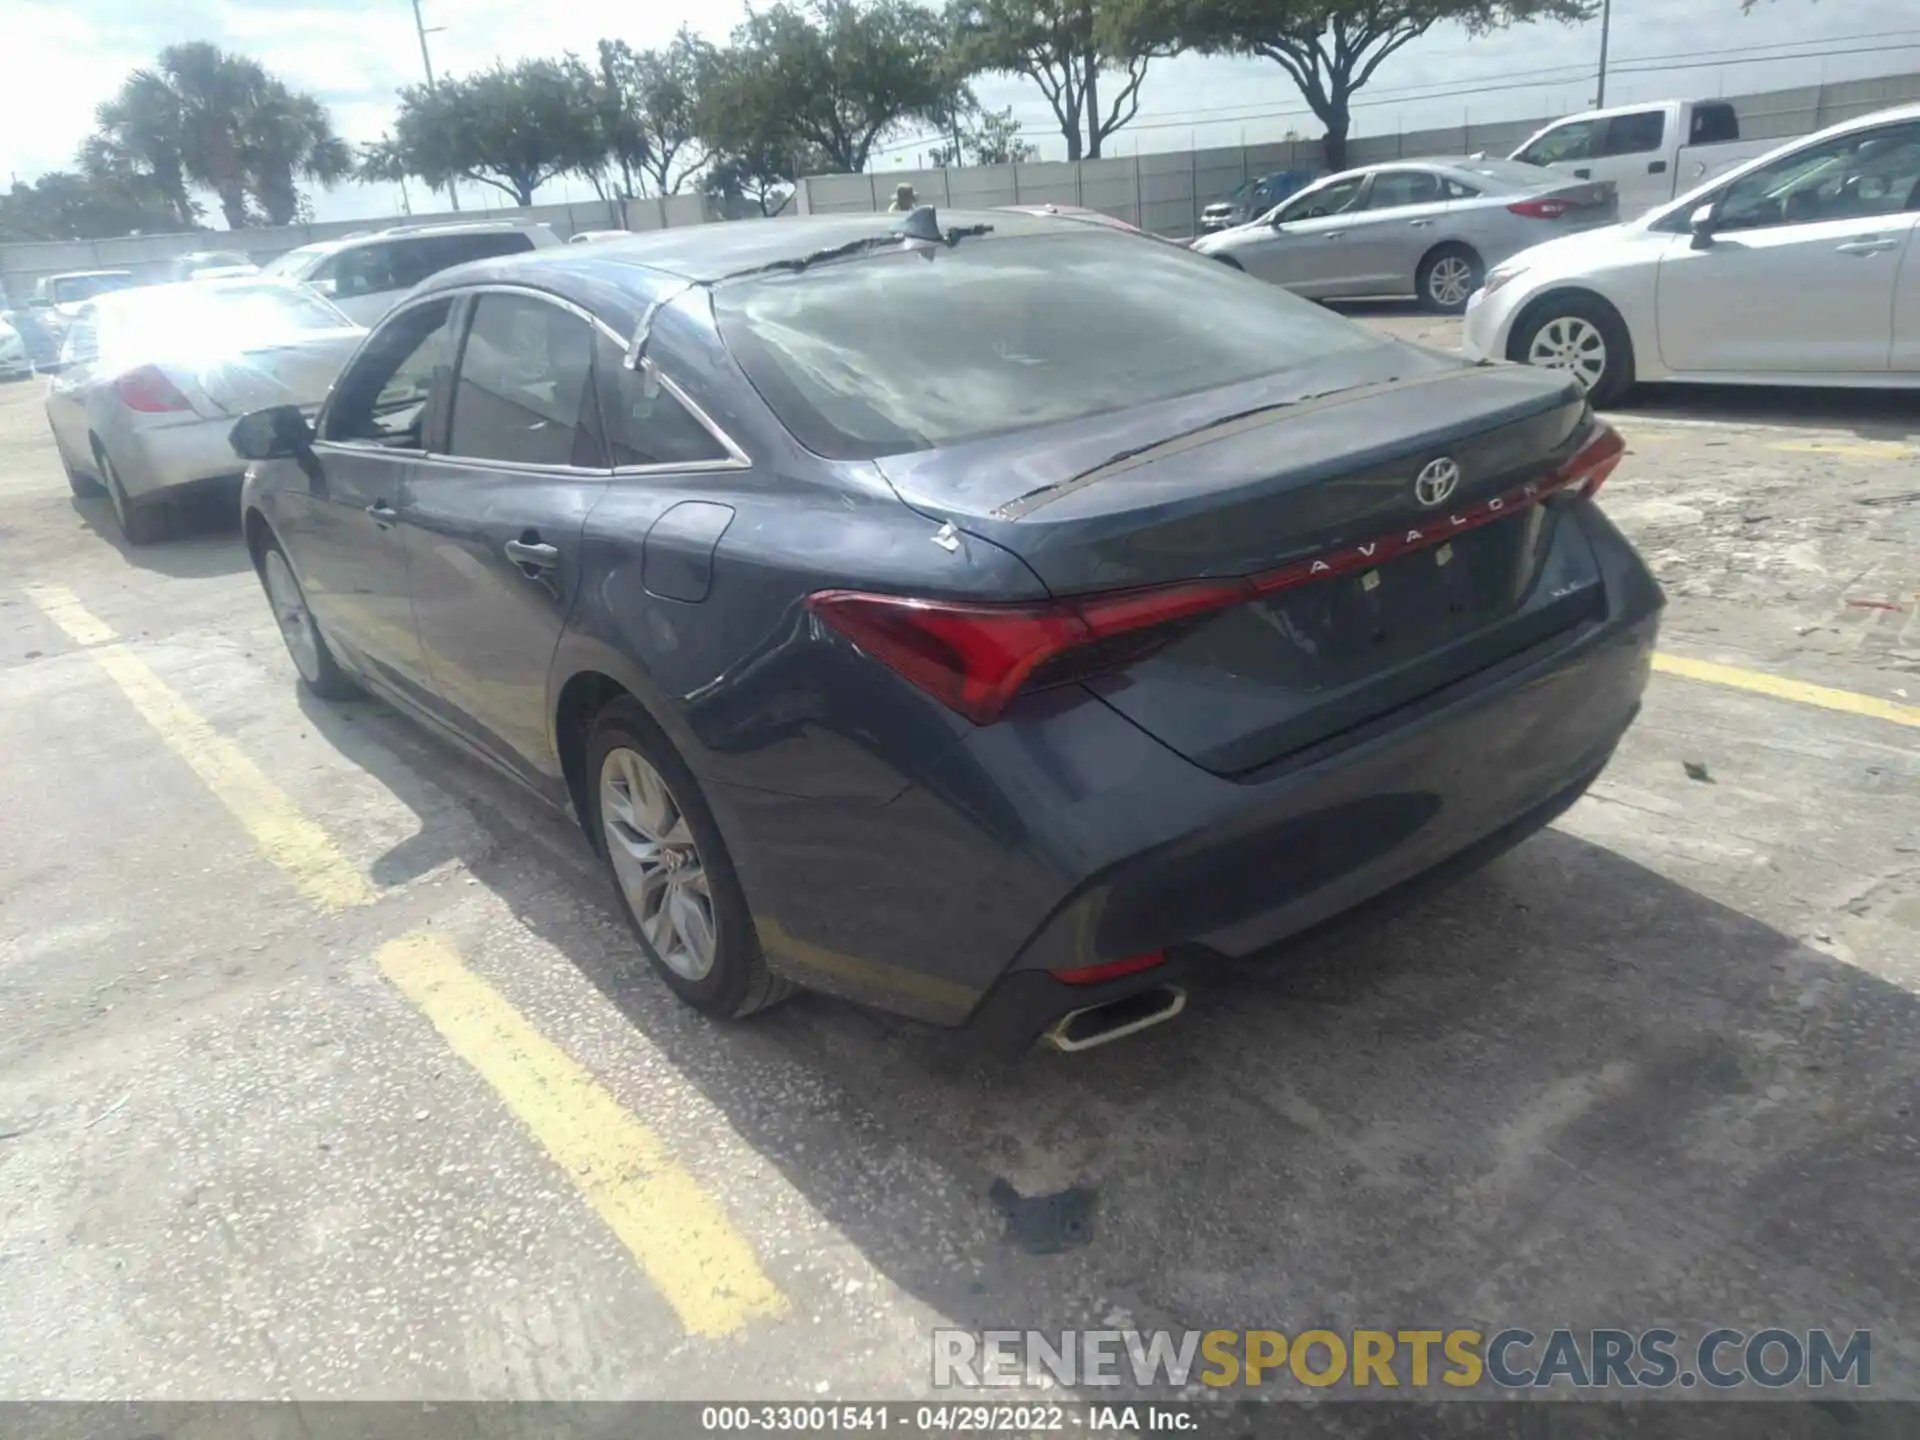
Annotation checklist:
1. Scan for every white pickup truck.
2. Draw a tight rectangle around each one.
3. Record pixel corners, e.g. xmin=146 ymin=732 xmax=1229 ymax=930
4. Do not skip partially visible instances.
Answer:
xmin=1508 ymin=99 xmax=1775 ymax=218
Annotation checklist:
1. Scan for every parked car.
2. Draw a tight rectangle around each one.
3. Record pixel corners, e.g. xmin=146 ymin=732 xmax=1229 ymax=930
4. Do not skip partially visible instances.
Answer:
xmin=1199 ymin=170 xmax=1319 ymax=232
xmin=0 ymin=305 xmax=59 ymax=371
xmin=230 ymin=208 xmax=1659 ymax=1052
xmin=1191 ymin=158 xmax=1618 ymax=312
xmin=996 ymin=202 xmax=1190 ymax=247
xmin=1463 ymin=103 xmax=1920 ymax=405
xmin=44 ymin=278 xmax=365 ymax=544
xmin=262 ymin=221 xmax=562 ymax=325
xmin=0 ymin=314 xmax=29 ymax=380
xmin=1509 ymin=99 xmax=1773 ymax=219
xmin=28 ymin=269 xmax=139 ymax=348
xmin=170 ymin=250 xmax=261 ymax=281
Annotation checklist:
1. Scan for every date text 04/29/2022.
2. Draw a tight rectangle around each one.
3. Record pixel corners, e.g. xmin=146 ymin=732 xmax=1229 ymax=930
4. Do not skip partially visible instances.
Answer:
xmin=698 ymin=1405 xmax=1186 ymax=1432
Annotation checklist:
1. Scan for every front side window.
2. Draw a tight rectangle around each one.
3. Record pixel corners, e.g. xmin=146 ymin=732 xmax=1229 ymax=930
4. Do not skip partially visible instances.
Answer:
xmin=1603 ymin=110 xmax=1666 ymax=156
xmin=330 ymin=244 xmax=400 ymax=300
xmin=594 ymin=334 xmax=731 ymax=468
xmin=265 ymin=245 xmax=330 ymax=279
xmin=1715 ymin=123 xmax=1920 ymax=232
xmin=1364 ymin=171 xmax=1443 ymax=209
xmin=445 ymin=293 xmax=602 ymax=468
xmin=715 ymin=230 xmax=1384 ymax=460
xmin=1516 ymin=119 xmax=1599 ymax=166
xmin=1276 ymin=175 xmax=1365 ymax=222
xmin=322 ymin=298 xmax=456 ymax=448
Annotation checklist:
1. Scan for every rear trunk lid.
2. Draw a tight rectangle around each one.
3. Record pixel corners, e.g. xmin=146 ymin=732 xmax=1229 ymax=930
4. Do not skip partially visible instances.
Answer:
xmin=875 ymin=347 xmax=1608 ymax=773
xmin=189 ymin=328 xmax=363 ymax=417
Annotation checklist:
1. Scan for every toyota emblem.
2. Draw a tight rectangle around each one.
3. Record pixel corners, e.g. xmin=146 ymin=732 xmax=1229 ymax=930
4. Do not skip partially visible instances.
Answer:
xmin=1414 ymin=457 xmax=1461 ymax=508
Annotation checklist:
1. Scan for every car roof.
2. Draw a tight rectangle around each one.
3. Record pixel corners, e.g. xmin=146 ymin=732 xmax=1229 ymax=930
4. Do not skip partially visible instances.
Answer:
xmin=293 ymin=221 xmax=548 ymax=258
xmin=416 ymin=208 xmax=1094 ymax=293
xmin=46 ymin=269 xmax=133 ymax=282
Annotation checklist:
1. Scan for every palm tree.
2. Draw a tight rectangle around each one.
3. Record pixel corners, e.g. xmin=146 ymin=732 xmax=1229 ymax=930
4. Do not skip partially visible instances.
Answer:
xmin=90 ymin=43 xmax=350 ymax=232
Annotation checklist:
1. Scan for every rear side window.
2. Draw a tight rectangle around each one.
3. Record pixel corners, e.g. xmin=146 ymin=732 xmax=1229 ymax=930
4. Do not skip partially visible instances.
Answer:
xmin=446 ymin=293 xmax=604 ymax=468
xmin=714 ymin=231 xmax=1383 ymax=460
xmin=1691 ymin=104 xmax=1739 ymax=145
xmin=594 ymin=334 xmax=731 ymax=467
xmin=1364 ymin=171 xmax=1443 ymax=209
xmin=1442 ymin=179 xmax=1480 ymax=199
xmin=1604 ymin=110 xmax=1666 ymax=156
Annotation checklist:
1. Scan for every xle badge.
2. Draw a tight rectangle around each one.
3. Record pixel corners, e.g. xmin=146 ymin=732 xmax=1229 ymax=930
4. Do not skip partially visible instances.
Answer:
xmin=1435 ymin=542 xmax=1455 ymax=568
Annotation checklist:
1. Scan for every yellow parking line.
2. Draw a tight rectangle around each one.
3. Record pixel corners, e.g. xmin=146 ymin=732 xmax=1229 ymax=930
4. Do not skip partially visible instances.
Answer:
xmin=1654 ymin=652 xmax=1920 ymax=728
xmin=25 ymin=583 xmax=377 ymax=911
xmin=1767 ymin=438 xmax=1914 ymax=462
xmin=376 ymin=932 xmax=787 ymax=1337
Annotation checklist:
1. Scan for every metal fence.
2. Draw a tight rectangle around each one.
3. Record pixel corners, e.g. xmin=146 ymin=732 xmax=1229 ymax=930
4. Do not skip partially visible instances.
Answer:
xmin=797 ymin=70 xmax=1920 ymax=236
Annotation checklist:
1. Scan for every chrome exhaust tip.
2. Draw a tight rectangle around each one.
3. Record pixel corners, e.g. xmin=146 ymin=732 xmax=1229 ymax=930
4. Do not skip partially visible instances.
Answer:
xmin=1044 ymin=985 xmax=1187 ymax=1052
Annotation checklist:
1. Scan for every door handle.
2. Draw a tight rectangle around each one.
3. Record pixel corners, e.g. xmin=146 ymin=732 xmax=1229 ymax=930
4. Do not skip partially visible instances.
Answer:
xmin=1409 ymin=219 xmax=1434 ymax=228
xmin=1835 ymin=237 xmax=1900 ymax=256
xmin=365 ymin=501 xmax=397 ymax=523
xmin=1321 ymin=230 xmax=1346 ymax=239
xmin=1573 ymin=168 xmax=1592 ymax=179
xmin=1648 ymin=160 xmax=1668 ymax=174
xmin=504 ymin=537 xmax=560 ymax=572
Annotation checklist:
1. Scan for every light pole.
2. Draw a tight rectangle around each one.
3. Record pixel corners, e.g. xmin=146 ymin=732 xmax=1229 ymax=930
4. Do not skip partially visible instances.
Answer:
xmin=1595 ymin=0 xmax=1613 ymax=107
xmin=411 ymin=0 xmax=459 ymax=211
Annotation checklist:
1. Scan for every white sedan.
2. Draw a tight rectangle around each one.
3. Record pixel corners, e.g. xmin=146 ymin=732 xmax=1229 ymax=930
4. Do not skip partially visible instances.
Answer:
xmin=1462 ymin=102 xmax=1920 ymax=404
xmin=43 ymin=278 xmax=365 ymax=544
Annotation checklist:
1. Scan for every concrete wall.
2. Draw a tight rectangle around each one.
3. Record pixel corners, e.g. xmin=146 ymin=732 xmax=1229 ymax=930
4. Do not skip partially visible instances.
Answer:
xmin=799 ymin=70 xmax=1920 ymax=235
xmin=0 ymin=195 xmax=715 ymax=304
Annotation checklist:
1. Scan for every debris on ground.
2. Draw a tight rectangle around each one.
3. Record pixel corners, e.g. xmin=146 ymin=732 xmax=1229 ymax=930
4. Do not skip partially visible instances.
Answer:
xmin=988 ymin=1178 xmax=1096 ymax=1254
xmin=1846 ymin=599 xmax=1905 ymax=612
xmin=1683 ymin=760 xmax=1714 ymax=784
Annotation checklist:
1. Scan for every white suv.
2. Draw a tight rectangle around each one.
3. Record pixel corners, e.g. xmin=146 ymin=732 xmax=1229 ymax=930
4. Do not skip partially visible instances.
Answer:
xmin=262 ymin=222 xmax=561 ymax=325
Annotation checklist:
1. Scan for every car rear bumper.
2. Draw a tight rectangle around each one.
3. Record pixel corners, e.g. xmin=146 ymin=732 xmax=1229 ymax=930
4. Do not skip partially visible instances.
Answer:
xmin=109 ymin=416 xmax=246 ymax=500
xmin=711 ymin=503 xmax=1662 ymax=1046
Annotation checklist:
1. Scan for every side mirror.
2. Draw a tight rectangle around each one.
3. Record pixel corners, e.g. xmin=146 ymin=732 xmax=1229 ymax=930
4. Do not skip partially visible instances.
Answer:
xmin=230 ymin=404 xmax=314 ymax=462
xmin=1688 ymin=202 xmax=1717 ymax=250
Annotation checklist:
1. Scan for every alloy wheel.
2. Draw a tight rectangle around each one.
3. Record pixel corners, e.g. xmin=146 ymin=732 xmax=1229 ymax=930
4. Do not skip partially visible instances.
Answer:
xmin=600 ymin=746 xmax=717 ymax=982
xmin=262 ymin=550 xmax=322 ymax=684
xmin=1527 ymin=315 xmax=1608 ymax=393
xmin=1428 ymin=256 xmax=1476 ymax=309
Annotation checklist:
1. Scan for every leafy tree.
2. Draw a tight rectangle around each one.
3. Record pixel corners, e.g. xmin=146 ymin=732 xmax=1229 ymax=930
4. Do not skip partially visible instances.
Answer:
xmin=0 ymin=171 xmax=185 ymax=241
xmin=697 ymin=0 xmax=969 ymax=175
xmin=90 ymin=43 xmax=347 ymax=230
xmin=597 ymin=31 xmax=715 ymax=197
xmin=703 ymin=139 xmax=831 ymax=216
xmin=927 ymin=105 xmax=1039 ymax=165
xmin=1109 ymin=0 xmax=1595 ymax=170
xmin=950 ymin=0 xmax=1172 ymax=161
xmin=389 ymin=58 xmax=605 ymax=207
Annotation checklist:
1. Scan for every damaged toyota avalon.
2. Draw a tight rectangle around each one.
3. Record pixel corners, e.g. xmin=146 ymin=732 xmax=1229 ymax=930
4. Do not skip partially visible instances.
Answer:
xmin=231 ymin=207 xmax=1662 ymax=1054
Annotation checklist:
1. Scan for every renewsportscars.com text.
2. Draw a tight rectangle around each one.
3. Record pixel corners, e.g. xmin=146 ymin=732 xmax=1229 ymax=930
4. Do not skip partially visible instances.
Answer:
xmin=932 ymin=1328 xmax=1871 ymax=1392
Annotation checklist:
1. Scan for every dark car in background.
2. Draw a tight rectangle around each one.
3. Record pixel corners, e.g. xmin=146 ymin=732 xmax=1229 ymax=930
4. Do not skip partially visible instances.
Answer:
xmin=1200 ymin=169 xmax=1320 ymax=232
xmin=232 ymin=209 xmax=1661 ymax=1053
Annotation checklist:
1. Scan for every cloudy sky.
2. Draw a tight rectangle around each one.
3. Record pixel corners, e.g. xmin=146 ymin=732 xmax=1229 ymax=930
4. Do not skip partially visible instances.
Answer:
xmin=5 ymin=0 xmax=1919 ymax=223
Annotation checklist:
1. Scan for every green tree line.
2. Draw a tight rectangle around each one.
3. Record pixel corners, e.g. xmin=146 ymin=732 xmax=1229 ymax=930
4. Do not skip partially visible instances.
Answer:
xmin=2 ymin=0 xmax=1599 ymax=242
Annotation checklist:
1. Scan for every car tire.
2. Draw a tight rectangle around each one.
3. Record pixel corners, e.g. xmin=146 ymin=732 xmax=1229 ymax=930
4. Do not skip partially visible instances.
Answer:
xmin=1417 ymin=244 xmax=1483 ymax=314
xmin=1510 ymin=294 xmax=1635 ymax=408
xmin=255 ymin=535 xmax=360 ymax=700
xmin=93 ymin=442 xmax=169 ymax=546
xmin=585 ymin=695 xmax=790 ymax=1021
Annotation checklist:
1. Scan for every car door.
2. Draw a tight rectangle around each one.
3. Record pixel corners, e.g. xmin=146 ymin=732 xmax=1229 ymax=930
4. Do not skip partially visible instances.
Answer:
xmin=1232 ymin=173 xmax=1370 ymax=294
xmin=1897 ymin=207 xmax=1920 ymax=371
xmin=286 ymin=295 xmax=455 ymax=705
xmin=43 ymin=305 xmax=101 ymax=466
xmin=1327 ymin=168 xmax=1450 ymax=296
xmin=398 ymin=288 xmax=611 ymax=787
xmin=1590 ymin=108 xmax=1671 ymax=216
xmin=1658 ymin=121 xmax=1920 ymax=375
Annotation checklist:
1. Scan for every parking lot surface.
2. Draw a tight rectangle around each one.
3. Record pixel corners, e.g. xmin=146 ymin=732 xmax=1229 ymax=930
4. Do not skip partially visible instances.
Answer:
xmin=2 ymin=315 xmax=1917 ymax=1414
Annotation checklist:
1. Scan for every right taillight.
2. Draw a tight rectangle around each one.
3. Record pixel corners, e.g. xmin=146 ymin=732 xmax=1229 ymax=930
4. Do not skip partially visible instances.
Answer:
xmin=114 ymin=365 xmax=194 ymax=413
xmin=1556 ymin=419 xmax=1626 ymax=499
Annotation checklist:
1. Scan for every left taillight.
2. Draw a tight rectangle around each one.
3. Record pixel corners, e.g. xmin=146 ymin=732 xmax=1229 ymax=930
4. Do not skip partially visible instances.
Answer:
xmin=806 ymin=577 xmax=1250 ymax=726
xmin=113 ymin=365 xmax=194 ymax=413
xmin=1508 ymin=197 xmax=1576 ymax=220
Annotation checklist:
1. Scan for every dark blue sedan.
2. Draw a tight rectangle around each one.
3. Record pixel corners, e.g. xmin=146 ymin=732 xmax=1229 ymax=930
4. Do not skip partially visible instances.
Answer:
xmin=231 ymin=207 xmax=1662 ymax=1053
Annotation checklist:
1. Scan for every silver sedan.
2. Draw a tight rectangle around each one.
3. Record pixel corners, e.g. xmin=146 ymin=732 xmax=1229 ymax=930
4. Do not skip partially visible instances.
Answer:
xmin=43 ymin=279 xmax=364 ymax=544
xmin=1191 ymin=158 xmax=1619 ymax=313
